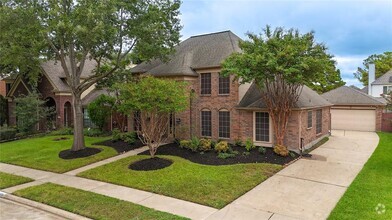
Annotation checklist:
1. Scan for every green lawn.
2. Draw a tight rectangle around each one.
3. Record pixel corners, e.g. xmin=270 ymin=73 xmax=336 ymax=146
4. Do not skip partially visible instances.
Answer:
xmin=14 ymin=183 xmax=187 ymax=220
xmin=0 ymin=135 xmax=117 ymax=173
xmin=79 ymin=155 xmax=282 ymax=208
xmin=328 ymin=132 xmax=392 ymax=220
xmin=0 ymin=172 xmax=33 ymax=189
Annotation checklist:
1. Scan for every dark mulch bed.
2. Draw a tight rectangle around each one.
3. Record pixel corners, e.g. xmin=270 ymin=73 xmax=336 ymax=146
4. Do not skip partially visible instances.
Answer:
xmin=139 ymin=143 xmax=299 ymax=165
xmin=93 ymin=139 xmax=145 ymax=154
xmin=59 ymin=147 xmax=102 ymax=159
xmin=129 ymin=157 xmax=173 ymax=171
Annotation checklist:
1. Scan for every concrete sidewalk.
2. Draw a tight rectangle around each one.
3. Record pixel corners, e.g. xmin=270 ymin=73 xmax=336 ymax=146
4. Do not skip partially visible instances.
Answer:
xmin=207 ymin=130 xmax=379 ymax=220
xmin=0 ymin=146 xmax=217 ymax=220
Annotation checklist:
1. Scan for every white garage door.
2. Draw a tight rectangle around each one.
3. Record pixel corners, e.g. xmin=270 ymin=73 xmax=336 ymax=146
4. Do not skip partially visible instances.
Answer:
xmin=331 ymin=109 xmax=376 ymax=131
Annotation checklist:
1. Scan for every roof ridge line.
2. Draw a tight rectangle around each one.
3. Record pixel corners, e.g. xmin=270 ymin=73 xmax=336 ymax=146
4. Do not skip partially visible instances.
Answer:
xmin=190 ymin=30 xmax=232 ymax=38
xmin=346 ymin=85 xmax=385 ymax=104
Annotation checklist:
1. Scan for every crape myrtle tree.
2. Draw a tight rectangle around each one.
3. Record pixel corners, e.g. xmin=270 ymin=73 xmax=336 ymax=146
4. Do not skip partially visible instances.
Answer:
xmin=354 ymin=52 xmax=392 ymax=86
xmin=222 ymin=26 xmax=339 ymax=156
xmin=116 ymin=76 xmax=189 ymax=158
xmin=0 ymin=0 xmax=181 ymax=151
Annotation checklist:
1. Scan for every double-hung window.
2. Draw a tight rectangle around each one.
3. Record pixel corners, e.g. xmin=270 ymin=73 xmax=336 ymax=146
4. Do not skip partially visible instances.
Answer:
xmin=201 ymin=110 xmax=212 ymax=136
xmin=316 ymin=109 xmax=322 ymax=134
xmin=219 ymin=73 xmax=230 ymax=95
xmin=200 ymin=73 xmax=211 ymax=95
xmin=219 ymin=110 xmax=230 ymax=138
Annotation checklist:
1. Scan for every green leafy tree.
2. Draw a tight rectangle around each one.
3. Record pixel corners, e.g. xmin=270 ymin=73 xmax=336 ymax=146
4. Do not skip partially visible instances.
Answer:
xmin=354 ymin=52 xmax=392 ymax=86
xmin=15 ymin=92 xmax=54 ymax=133
xmin=222 ymin=26 xmax=338 ymax=156
xmin=117 ymin=76 xmax=189 ymax=157
xmin=87 ymin=94 xmax=115 ymax=130
xmin=0 ymin=0 xmax=181 ymax=151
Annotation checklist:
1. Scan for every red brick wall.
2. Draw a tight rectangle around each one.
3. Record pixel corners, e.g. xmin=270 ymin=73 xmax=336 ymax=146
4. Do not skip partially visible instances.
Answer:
xmin=299 ymin=107 xmax=331 ymax=150
xmin=0 ymin=80 xmax=6 ymax=97
xmin=173 ymin=70 xmax=241 ymax=141
xmin=224 ymin=107 xmax=331 ymax=151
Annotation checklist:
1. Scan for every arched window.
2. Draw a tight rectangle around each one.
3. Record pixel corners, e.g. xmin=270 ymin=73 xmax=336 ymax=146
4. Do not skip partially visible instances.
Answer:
xmin=219 ymin=109 xmax=230 ymax=138
xmin=201 ymin=109 xmax=211 ymax=137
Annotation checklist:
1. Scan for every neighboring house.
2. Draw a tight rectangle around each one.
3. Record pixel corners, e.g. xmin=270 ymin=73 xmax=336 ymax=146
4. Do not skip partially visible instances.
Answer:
xmin=5 ymin=59 xmax=106 ymax=130
xmin=322 ymin=86 xmax=385 ymax=131
xmin=0 ymin=75 xmax=16 ymax=97
xmin=132 ymin=30 xmax=332 ymax=151
xmin=361 ymin=66 xmax=392 ymax=98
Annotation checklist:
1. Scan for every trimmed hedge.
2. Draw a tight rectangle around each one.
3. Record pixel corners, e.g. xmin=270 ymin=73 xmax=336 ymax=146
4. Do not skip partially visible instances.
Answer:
xmin=0 ymin=128 xmax=17 ymax=141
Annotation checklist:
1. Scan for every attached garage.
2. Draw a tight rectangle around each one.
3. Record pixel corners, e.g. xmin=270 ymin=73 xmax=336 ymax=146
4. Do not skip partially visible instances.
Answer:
xmin=322 ymin=86 xmax=386 ymax=132
xmin=331 ymin=108 xmax=376 ymax=131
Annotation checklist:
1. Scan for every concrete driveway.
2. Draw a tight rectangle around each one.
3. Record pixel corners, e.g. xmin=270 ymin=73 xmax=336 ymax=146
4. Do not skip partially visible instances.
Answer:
xmin=207 ymin=130 xmax=379 ymax=220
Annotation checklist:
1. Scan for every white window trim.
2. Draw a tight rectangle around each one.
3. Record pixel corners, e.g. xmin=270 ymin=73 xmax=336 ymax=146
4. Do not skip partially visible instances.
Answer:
xmin=253 ymin=111 xmax=273 ymax=146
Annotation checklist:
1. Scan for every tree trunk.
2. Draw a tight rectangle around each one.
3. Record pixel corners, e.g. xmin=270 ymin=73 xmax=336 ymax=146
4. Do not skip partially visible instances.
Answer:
xmin=71 ymin=93 xmax=85 ymax=151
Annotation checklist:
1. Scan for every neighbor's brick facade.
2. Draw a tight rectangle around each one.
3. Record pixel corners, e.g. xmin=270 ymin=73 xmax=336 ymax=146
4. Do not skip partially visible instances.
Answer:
xmin=7 ymin=74 xmax=73 ymax=130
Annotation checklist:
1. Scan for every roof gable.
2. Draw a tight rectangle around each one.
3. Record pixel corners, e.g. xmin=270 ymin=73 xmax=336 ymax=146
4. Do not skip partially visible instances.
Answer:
xmin=322 ymin=86 xmax=385 ymax=106
xmin=131 ymin=31 xmax=242 ymax=76
xmin=371 ymin=69 xmax=392 ymax=85
xmin=239 ymin=83 xmax=332 ymax=109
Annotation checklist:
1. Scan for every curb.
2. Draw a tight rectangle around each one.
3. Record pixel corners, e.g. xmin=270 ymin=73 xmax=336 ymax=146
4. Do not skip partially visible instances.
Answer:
xmin=0 ymin=193 xmax=91 ymax=220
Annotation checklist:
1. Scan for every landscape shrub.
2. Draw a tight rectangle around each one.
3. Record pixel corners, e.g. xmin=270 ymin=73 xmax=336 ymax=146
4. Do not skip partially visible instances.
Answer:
xmin=84 ymin=128 xmax=105 ymax=137
xmin=258 ymin=146 xmax=266 ymax=155
xmin=179 ymin=140 xmax=191 ymax=149
xmin=274 ymin=144 xmax=289 ymax=157
xmin=289 ymin=151 xmax=297 ymax=158
xmin=215 ymin=141 xmax=229 ymax=153
xmin=234 ymin=139 xmax=243 ymax=147
xmin=112 ymin=129 xmax=136 ymax=144
xmin=189 ymin=136 xmax=200 ymax=152
xmin=242 ymin=151 xmax=250 ymax=156
xmin=245 ymin=138 xmax=255 ymax=151
xmin=217 ymin=152 xmax=236 ymax=159
xmin=199 ymin=138 xmax=212 ymax=151
xmin=0 ymin=126 xmax=17 ymax=140
xmin=50 ymin=127 xmax=73 ymax=136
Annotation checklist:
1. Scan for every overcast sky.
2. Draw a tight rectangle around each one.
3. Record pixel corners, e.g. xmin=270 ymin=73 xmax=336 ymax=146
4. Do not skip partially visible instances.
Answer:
xmin=179 ymin=0 xmax=392 ymax=87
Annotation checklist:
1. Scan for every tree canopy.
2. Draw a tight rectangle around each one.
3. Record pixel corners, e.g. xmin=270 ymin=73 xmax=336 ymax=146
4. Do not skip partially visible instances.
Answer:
xmin=87 ymin=94 xmax=115 ymax=130
xmin=354 ymin=52 xmax=392 ymax=86
xmin=0 ymin=0 xmax=182 ymax=151
xmin=116 ymin=76 xmax=189 ymax=157
xmin=222 ymin=26 xmax=338 ymax=155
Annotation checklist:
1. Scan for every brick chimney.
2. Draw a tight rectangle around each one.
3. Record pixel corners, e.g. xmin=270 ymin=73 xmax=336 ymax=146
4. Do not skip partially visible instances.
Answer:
xmin=368 ymin=63 xmax=375 ymax=96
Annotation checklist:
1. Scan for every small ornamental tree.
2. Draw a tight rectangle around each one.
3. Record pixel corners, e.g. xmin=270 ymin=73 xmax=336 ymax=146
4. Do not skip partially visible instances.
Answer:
xmin=0 ymin=95 xmax=7 ymax=126
xmin=117 ymin=76 xmax=189 ymax=157
xmin=87 ymin=94 xmax=115 ymax=130
xmin=222 ymin=26 xmax=339 ymax=156
xmin=15 ymin=92 xmax=54 ymax=133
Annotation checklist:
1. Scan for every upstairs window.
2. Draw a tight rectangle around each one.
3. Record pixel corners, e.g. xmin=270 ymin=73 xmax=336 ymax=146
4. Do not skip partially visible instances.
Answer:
xmin=201 ymin=110 xmax=212 ymax=136
xmin=200 ymin=73 xmax=211 ymax=95
xmin=383 ymin=86 xmax=392 ymax=94
xmin=316 ymin=109 xmax=322 ymax=134
xmin=307 ymin=111 xmax=312 ymax=129
xmin=219 ymin=73 xmax=230 ymax=94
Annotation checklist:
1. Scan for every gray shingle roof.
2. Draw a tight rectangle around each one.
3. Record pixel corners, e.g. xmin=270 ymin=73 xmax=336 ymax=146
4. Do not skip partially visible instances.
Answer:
xmin=360 ymin=86 xmax=368 ymax=94
xmin=41 ymin=59 xmax=97 ymax=92
xmin=82 ymin=89 xmax=110 ymax=106
xmin=371 ymin=69 xmax=392 ymax=85
xmin=321 ymin=86 xmax=385 ymax=106
xmin=238 ymin=83 xmax=332 ymax=109
xmin=131 ymin=31 xmax=242 ymax=76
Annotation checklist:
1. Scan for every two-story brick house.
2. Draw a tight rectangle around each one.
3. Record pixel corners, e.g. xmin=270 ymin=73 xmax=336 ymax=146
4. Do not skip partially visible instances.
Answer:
xmin=132 ymin=31 xmax=332 ymax=151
